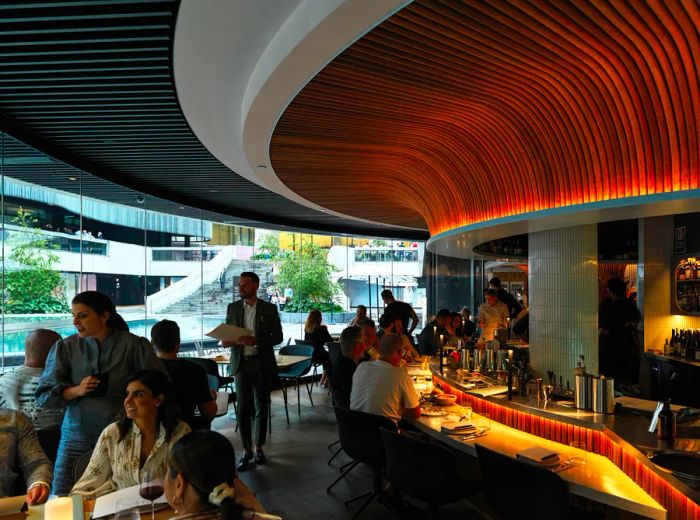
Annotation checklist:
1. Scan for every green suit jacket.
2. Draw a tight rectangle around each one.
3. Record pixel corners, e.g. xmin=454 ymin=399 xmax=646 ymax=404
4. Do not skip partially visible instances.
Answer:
xmin=226 ymin=298 xmax=283 ymax=376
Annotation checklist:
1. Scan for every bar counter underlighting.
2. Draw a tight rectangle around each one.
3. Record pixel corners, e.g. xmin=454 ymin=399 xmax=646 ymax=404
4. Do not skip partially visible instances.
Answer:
xmin=412 ymin=362 xmax=700 ymax=520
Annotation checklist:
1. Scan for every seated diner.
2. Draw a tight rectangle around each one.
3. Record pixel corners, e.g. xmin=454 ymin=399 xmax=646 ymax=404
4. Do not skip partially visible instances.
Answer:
xmin=71 ymin=370 xmax=190 ymax=497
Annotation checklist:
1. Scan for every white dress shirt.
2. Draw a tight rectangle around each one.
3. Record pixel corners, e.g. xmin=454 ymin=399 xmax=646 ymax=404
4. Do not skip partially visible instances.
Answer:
xmin=242 ymin=299 xmax=257 ymax=357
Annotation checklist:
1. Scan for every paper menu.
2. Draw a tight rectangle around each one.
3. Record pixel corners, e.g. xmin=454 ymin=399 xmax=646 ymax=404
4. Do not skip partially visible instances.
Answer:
xmin=92 ymin=484 xmax=167 ymax=519
xmin=205 ymin=324 xmax=253 ymax=343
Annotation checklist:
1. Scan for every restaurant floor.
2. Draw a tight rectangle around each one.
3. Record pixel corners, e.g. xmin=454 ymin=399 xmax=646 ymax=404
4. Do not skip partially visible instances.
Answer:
xmin=212 ymin=386 xmax=490 ymax=520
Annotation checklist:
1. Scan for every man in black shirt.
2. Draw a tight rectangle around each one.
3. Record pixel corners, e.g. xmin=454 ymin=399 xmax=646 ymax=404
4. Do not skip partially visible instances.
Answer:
xmin=489 ymin=277 xmax=523 ymax=319
xmin=151 ymin=319 xmax=216 ymax=429
xmin=381 ymin=289 xmax=418 ymax=340
xmin=330 ymin=326 xmax=365 ymax=409
xmin=417 ymin=309 xmax=451 ymax=356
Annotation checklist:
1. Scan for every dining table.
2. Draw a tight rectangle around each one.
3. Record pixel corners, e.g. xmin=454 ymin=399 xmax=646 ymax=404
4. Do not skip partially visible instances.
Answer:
xmin=201 ymin=352 xmax=311 ymax=371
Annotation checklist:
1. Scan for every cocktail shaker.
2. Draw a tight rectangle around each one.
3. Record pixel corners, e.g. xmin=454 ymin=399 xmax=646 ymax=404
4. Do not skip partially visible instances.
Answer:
xmin=574 ymin=373 xmax=593 ymax=410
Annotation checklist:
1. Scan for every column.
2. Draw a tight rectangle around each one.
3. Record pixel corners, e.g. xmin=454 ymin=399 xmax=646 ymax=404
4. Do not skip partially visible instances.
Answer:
xmin=528 ymin=225 xmax=598 ymax=380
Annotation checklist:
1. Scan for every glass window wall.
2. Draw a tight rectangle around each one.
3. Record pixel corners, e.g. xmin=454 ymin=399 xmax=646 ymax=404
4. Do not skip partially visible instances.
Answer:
xmin=0 ymin=132 xmax=433 ymax=368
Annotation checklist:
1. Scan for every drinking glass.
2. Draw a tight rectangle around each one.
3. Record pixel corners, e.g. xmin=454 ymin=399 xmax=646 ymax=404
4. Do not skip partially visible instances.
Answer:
xmin=116 ymin=498 xmax=140 ymax=520
xmin=478 ymin=412 xmax=491 ymax=433
xmin=139 ymin=471 xmax=164 ymax=520
xmin=464 ymin=405 xmax=473 ymax=422
xmin=569 ymin=441 xmax=587 ymax=465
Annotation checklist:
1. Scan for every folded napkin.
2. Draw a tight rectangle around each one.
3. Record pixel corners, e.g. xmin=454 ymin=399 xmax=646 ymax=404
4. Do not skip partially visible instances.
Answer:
xmin=516 ymin=446 xmax=559 ymax=464
xmin=440 ymin=421 xmax=476 ymax=434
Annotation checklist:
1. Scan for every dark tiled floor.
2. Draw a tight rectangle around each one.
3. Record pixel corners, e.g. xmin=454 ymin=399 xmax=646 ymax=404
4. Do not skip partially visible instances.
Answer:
xmin=212 ymin=383 xmax=488 ymax=520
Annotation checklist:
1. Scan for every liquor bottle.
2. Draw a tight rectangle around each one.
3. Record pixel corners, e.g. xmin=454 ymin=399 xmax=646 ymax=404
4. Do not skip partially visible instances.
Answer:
xmin=678 ymin=262 xmax=685 ymax=281
xmin=686 ymin=261 xmax=693 ymax=280
xmin=680 ymin=331 xmax=687 ymax=359
xmin=657 ymin=399 xmax=677 ymax=440
xmin=670 ymin=329 xmax=676 ymax=355
xmin=663 ymin=338 xmax=670 ymax=356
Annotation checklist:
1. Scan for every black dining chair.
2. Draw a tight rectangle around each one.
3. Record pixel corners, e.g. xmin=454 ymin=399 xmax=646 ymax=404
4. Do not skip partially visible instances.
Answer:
xmin=327 ymin=406 xmax=396 ymax=519
xmin=327 ymin=388 xmax=350 ymax=466
xmin=475 ymin=444 xmax=603 ymax=520
xmin=277 ymin=344 xmax=315 ymax=420
xmin=380 ymin=428 xmax=482 ymax=519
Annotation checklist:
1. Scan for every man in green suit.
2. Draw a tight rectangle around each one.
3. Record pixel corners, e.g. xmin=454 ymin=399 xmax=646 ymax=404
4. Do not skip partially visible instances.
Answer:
xmin=224 ymin=271 xmax=283 ymax=470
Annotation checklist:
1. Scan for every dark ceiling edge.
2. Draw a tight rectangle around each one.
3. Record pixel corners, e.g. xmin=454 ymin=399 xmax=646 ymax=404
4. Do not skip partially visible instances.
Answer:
xmin=166 ymin=2 xmax=428 ymax=241
xmin=0 ymin=114 xmax=428 ymax=241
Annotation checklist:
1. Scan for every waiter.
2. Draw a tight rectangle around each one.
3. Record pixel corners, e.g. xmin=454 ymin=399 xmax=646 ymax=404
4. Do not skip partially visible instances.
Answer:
xmin=224 ymin=271 xmax=283 ymax=471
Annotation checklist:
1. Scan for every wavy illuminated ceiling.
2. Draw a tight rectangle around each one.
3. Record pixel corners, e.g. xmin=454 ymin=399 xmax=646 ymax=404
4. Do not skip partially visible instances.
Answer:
xmin=270 ymin=0 xmax=700 ymax=239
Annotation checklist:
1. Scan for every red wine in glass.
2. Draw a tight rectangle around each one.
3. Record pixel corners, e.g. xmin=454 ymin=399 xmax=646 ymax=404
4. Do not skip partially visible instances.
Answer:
xmin=140 ymin=484 xmax=164 ymax=502
xmin=140 ymin=472 xmax=164 ymax=520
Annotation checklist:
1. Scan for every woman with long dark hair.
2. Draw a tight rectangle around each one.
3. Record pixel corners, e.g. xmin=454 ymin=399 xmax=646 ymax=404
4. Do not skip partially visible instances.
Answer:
xmin=303 ymin=309 xmax=332 ymax=387
xmin=71 ymin=370 xmax=189 ymax=497
xmin=164 ymin=431 xmax=277 ymax=520
xmin=36 ymin=291 xmax=167 ymax=495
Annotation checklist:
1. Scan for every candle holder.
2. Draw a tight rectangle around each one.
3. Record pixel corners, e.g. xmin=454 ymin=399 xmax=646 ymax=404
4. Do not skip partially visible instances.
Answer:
xmin=45 ymin=496 xmax=83 ymax=520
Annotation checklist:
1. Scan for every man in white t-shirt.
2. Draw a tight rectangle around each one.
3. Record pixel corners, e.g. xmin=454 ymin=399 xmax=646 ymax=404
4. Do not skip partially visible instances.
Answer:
xmin=350 ymin=333 xmax=421 ymax=423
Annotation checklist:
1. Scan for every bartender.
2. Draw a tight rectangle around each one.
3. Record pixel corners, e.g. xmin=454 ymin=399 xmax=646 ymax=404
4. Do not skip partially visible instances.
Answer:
xmin=478 ymin=289 xmax=509 ymax=345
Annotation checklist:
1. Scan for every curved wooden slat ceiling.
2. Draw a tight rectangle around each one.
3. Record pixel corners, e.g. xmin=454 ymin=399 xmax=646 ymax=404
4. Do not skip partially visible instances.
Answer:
xmin=271 ymin=0 xmax=700 ymax=236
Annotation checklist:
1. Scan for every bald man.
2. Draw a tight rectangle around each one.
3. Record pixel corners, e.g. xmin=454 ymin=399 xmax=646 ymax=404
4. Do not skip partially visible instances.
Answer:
xmin=0 ymin=329 xmax=63 ymax=430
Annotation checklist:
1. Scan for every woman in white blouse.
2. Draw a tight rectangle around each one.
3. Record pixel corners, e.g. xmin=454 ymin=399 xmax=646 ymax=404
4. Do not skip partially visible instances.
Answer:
xmin=71 ymin=370 xmax=190 ymax=497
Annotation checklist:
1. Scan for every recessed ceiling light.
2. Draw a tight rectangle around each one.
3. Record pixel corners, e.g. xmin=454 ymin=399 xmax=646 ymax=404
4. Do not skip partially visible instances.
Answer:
xmin=179 ymin=206 xmax=185 ymax=210
xmin=209 ymin=189 xmax=218 ymax=193
xmin=68 ymin=177 xmax=77 ymax=181
xmin=256 ymin=165 xmax=268 ymax=169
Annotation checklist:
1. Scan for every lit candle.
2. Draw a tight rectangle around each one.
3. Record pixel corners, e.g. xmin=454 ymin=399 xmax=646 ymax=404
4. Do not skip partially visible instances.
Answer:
xmin=45 ymin=497 xmax=74 ymax=520
xmin=433 ymin=325 xmax=437 ymax=336
xmin=439 ymin=334 xmax=445 ymax=346
xmin=508 ymin=349 xmax=514 ymax=363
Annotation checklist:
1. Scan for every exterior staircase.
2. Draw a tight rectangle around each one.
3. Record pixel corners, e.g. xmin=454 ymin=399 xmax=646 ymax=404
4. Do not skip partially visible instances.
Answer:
xmin=156 ymin=259 xmax=275 ymax=316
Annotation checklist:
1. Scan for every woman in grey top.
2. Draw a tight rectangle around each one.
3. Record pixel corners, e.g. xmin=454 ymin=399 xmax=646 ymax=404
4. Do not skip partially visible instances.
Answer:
xmin=36 ymin=291 xmax=166 ymax=495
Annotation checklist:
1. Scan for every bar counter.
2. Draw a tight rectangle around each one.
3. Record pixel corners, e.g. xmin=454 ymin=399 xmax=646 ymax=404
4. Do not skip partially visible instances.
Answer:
xmin=412 ymin=363 xmax=700 ymax=520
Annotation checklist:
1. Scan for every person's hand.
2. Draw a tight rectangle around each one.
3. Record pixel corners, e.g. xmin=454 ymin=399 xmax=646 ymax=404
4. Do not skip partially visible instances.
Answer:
xmin=75 ymin=375 xmax=100 ymax=396
xmin=237 ymin=335 xmax=257 ymax=346
xmin=26 ymin=484 xmax=49 ymax=505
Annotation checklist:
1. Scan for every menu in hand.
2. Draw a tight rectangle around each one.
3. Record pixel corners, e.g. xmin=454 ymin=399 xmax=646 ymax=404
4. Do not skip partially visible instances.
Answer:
xmin=205 ymin=323 xmax=254 ymax=343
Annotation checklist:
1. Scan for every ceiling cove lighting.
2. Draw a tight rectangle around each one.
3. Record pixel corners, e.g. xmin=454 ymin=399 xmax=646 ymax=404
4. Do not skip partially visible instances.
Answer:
xmin=271 ymin=0 xmax=700 ymax=236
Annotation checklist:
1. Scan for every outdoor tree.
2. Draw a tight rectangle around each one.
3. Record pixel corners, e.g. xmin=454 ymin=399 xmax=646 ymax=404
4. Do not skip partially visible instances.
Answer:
xmin=2 ymin=207 xmax=69 ymax=313
xmin=251 ymin=232 xmax=280 ymax=260
xmin=274 ymin=241 xmax=342 ymax=313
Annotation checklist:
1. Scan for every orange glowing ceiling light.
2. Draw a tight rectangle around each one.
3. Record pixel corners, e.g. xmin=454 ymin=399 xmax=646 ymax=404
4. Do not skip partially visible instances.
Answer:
xmin=270 ymin=0 xmax=700 ymax=238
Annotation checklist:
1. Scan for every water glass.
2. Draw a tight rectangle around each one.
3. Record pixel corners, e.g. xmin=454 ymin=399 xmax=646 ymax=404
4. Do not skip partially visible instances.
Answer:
xmin=115 ymin=498 xmax=141 ymax=520
xmin=569 ymin=441 xmax=587 ymax=465
xmin=464 ymin=405 xmax=473 ymax=421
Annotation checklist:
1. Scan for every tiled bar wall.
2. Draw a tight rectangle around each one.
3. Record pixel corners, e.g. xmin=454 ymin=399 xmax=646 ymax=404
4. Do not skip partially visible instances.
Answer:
xmin=528 ymin=225 xmax=599 ymax=378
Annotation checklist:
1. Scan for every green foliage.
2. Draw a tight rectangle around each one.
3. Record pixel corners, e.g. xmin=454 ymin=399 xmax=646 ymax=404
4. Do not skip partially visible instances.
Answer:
xmin=251 ymin=233 xmax=280 ymax=260
xmin=2 ymin=207 xmax=70 ymax=314
xmin=266 ymin=240 xmax=343 ymax=312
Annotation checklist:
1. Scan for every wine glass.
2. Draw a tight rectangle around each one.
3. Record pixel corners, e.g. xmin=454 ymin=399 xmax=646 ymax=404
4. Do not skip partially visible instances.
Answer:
xmin=139 ymin=470 xmax=164 ymax=520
